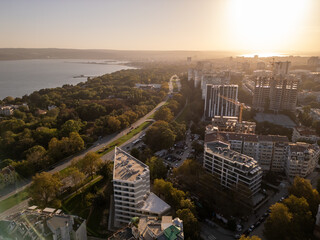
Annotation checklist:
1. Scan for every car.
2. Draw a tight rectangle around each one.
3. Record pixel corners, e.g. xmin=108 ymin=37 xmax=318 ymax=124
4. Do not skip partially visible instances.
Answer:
xmin=175 ymin=163 xmax=178 ymax=167
xmin=234 ymin=234 xmax=241 ymax=239
xmin=255 ymin=221 xmax=261 ymax=227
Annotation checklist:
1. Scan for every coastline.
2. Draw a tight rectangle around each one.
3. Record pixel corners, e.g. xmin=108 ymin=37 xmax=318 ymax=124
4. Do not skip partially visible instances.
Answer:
xmin=0 ymin=59 xmax=136 ymax=100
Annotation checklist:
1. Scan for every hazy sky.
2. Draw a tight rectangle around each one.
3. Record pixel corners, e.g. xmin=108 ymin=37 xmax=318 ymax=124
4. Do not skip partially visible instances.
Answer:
xmin=0 ymin=0 xmax=319 ymax=54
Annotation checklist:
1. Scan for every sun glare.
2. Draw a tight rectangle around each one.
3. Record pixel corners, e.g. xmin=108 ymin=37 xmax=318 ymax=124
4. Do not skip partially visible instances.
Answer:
xmin=228 ymin=0 xmax=310 ymax=52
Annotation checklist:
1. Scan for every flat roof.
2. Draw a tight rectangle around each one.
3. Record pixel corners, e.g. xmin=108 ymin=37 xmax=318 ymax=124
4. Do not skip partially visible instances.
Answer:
xmin=141 ymin=192 xmax=171 ymax=215
xmin=113 ymin=147 xmax=149 ymax=182
xmin=43 ymin=207 xmax=56 ymax=213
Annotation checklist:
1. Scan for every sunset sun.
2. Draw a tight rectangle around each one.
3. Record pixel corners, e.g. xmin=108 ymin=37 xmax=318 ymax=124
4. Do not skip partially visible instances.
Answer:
xmin=228 ymin=0 xmax=310 ymax=52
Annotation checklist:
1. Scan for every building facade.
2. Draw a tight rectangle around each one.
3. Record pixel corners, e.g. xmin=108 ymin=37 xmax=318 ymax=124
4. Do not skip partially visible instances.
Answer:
xmin=204 ymin=141 xmax=262 ymax=197
xmin=206 ymin=116 xmax=256 ymax=134
xmin=0 ymin=206 xmax=87 ymax=240
xmin=113 ymin=147 xmax=170 ymax=224
xmin=285 ymin=142 xmax=320 ymax=178
xmin=252 ymin=76 xmax=298 ymax=112
xmin=205 ymin=132 xmax=289 ymax=172
xmin=292 ymin=127 xmax=320 ymax=143
xmin=204 ymin=85 xmax=239 ymax=119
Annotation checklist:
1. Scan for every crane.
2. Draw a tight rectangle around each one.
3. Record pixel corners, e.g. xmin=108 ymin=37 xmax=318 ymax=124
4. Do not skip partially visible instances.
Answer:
xmin=218 ymin=94 xmax=244 ymax=123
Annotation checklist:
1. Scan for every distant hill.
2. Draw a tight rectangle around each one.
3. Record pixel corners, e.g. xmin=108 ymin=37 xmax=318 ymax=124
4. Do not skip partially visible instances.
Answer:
xmin=0 ymin=48 xmax=236 ymax=61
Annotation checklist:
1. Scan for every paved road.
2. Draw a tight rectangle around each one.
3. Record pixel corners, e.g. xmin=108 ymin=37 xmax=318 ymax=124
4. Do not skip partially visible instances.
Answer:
xmin=0 ymin=75 xmax=176 ymax=217
xmin=200 ymin=222 xmax=234 ymax=240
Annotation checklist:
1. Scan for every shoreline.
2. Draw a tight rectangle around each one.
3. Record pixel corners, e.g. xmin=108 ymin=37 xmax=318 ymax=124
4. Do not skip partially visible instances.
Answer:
xmin=0 ymin=59 xmax=136 ymax=100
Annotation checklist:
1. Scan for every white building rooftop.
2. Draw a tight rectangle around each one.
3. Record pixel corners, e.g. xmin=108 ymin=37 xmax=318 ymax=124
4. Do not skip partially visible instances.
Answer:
xmin=113 ymin=147 xmax=148 ymax=182
xmin=141 ymin=192 xmax=171 ymax=215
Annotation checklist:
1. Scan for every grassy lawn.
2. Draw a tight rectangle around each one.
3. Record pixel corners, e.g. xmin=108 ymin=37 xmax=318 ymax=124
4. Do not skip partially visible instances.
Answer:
xmin=0 ymin=188 xmax=29 ymax=214
xmin=98 ymin=121 xmax=152 ymax=156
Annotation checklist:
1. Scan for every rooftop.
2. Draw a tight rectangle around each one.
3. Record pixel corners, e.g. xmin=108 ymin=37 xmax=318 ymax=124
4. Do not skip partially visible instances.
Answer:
xmin=140 ymin=192 xmax=171 ymax=215
xmin=113 ymin=147 xmax=149 ymax=182
xmin=205 ymin=132 xmax=288 ymax=143
xmin=206 ymin=141 xmax=261 ymax=173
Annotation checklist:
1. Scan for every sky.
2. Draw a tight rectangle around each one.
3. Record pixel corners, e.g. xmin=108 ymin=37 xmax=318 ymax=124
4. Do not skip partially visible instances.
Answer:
xmin=0 ymin=0 xmax=319 ymax=54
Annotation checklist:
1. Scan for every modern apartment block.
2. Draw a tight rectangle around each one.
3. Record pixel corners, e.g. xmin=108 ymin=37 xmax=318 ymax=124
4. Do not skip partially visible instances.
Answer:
xmin=204 ymin=84 xmax=239 ymax=119
xmin=204 ymin=141 xmax=262 ymax=197
xmin=0 ymin=206 xmax=87 ymax=240
xmin=113 ymin=147 xmax=170 ymax=224
xmin=252 ymin=76 xmax=298 ymax=112
xmin=206 ymin=116 xmax=256 ymax=134
xmin=205 ymin=132 xmax=289 ymax=172
xmin=285 ymin=142 xmax=320 ymax=178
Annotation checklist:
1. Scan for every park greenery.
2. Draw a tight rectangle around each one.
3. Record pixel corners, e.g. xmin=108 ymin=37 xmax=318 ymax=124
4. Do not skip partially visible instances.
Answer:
xmin=0 ymin=66 xmax=188 ymax=178
xmin=27 ymin=152 xmax=113 ymax=237
xmin=153 ymin=178 xmax=200 ymax=240
xmin=264 ymin=176 xmax=320 ymax=240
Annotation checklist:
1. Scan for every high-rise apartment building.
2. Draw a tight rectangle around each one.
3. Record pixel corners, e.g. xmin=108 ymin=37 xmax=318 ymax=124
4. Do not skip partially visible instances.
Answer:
xmin=113 ymin=147 xmax=170 ymax=224
xmin=204 ymin=85 xmax=238 ymax=119
xmin=252 ymin=76 xmax=298 ymax=112
xmin=204 ymin=141 xmax=262 ymax=197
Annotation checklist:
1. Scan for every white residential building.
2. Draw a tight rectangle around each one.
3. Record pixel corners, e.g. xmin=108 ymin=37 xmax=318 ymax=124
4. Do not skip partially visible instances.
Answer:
xmin=204 ymin=85 xmax=239 ymax=119
xmin=204 ymin=141 xmax=262 ymax=197
xmin=113 ymin=147 xmax=170 ymax=224
xmin=285 ymin=142 xmax=320 ymax=178
xmin=0 ymin=106 xmax=14 ymax=116
xmin=205 ymin=132 xmax=289 ymax=172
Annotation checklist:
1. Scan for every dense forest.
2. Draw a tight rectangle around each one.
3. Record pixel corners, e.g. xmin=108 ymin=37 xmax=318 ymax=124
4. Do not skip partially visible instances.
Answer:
xmin=0 ymin=64 xmax=188 ymax=177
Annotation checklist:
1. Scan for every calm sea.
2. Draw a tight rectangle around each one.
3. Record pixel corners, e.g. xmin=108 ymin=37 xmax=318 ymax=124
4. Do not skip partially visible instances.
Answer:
xmin=0 ymin=59 xmax=135 ymax=99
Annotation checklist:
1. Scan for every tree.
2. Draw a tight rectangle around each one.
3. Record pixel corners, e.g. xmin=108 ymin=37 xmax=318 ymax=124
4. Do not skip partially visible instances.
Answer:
xmin=264 ymin=203 xmax=292 ymax=240
xmin=146 ymin=157 xmax=167 ymax=180
xmin=289 ymin=176 xmax=320 ymax=216
xmin=130 ymin=148 xmax=140 ymax=159
xmin=170 ymin=121 xmax=186 ymax=141
xmin=60 ymin=119 xmax=84 ymax=137
xmin=191 ymin=141 xmax=204 ymax=157
xmin=153 ymin=179 xmax=185 ymax=209
xmin=66 ymin=167 xmax=85 ymax=188
xmin=97 ymin=162 xmax=113 ymax=182
xmin=25 ymin=145 xmax=48 ymax=170
xmin=106 ymin=116 xmax=121 ymax=133
xmin=28 ymin=172 xmax=62 ymax=207
xmin=76 ymin=152 xmax=102 ymax=178
xmin=176 ymin=208 xmax=200 ymax=240
xmin=283 ymin=195 xmax=314 ymax=239
xmin=154 ymin=106 xmax=174 ymax=122
xmin=239 ymin=236 xmax=261 ymax=240
xmin=145 ymin=121 xmax=176 ymax=151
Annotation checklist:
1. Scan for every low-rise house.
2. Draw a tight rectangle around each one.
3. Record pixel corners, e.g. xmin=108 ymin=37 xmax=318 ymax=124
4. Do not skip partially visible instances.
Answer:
xmin=285 ymin=142 xmax=320 ymax=178
xmin=109 ymin=216 xmax=184 ymax=240
xmin=0 ymin=206 xmax=87 ymax=240
xmin=292 ymin=127 xmax=320 ymax=143
xmin=0 ymin=106 xmax=14 ymax=116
